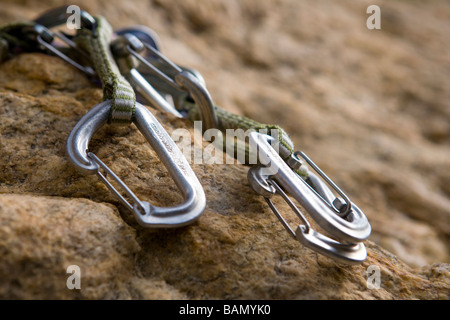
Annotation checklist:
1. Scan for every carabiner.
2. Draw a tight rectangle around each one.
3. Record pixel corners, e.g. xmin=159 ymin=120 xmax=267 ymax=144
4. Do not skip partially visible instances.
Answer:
xmin=32 ymin=6 xmax=96 ymax=76
xmin=247 ymin=131 xmax=371 ymax=264
xmin=110 ymin=32 xmax=218 ymax=133
xmin=115 ymin=25 xmax=162 ymax=55
xmin=66 ymin=100 xmax=206 ymax=228
xmin=0 ymin=21 xmax=94 ymax=76
xmin=111 ymin=33 xmax=183 ymax=118
xmin=33 ymin=24 xmax=95 ymax=76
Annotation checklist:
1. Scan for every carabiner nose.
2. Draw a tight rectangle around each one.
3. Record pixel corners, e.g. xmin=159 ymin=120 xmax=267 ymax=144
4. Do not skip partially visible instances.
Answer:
xmin=66 ymin=100 xmax=206 ymax=228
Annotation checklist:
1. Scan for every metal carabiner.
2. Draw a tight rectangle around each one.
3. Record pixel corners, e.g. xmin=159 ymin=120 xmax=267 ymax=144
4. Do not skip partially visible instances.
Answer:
xmin=32 ymin=24 xmax=95 ymax=77
xmin=247 ymin=131 xmax=371 ymax=264
xmin=32 ymin=6 xmax=96 ymax=76
xmin=0 ymin=21 xmax=94 ymax=76
xmin=66 ymin=100 xmax=206 ymax=228
xmin=111 ymin=33 xmax=183 ymax=118
xmin=115 ymin=25 xmax=162 ymax=57
xmin=110 ymin=32 xmax=218 ymax=134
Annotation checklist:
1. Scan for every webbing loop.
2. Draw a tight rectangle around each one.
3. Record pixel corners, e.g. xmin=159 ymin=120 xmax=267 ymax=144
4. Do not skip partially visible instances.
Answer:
xmin=75 ymin=16 xmax=136 ymax=124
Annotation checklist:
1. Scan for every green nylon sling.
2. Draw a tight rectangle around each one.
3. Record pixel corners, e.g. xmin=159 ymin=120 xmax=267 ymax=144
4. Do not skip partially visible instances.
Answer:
xmin=75 ymin=16 xmax=136 ymax=125
xmin=181 ymin=98 xmax=309 ymax=178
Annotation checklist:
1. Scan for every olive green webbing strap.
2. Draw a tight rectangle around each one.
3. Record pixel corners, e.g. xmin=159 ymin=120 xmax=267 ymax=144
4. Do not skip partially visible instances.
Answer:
xmin=75 ymin=16 xmax=135 ymax=124
xmin=182 ymin=99 xmax=309 ymax=178
xmin=142 ymin=64 xmax=307 ymax=176
xmin=0 ymin=19 xmax=306 ymax=176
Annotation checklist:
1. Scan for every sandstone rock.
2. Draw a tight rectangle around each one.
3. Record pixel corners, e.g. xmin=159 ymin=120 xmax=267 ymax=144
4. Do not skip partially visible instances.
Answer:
xmin=0 ymin=53 xmax=448 ymax=300
xmin=0 ymin=0 xmax=449 ymax=300
xmin=0 ymin=194 xmax=140 ymax=299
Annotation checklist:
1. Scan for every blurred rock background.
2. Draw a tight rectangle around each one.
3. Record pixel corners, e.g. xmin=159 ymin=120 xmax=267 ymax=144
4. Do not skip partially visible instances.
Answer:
xmin=0 ymin=0 xmax=449 ymax=299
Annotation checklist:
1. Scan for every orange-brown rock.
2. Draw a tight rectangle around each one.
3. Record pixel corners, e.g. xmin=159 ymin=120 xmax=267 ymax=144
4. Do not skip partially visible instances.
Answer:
xmin=0 ymin=0 xmax=449 ymax=299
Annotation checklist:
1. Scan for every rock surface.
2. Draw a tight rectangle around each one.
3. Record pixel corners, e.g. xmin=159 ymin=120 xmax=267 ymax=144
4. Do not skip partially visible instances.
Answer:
xmin=0 ymin=0 xmax=449 ymax=299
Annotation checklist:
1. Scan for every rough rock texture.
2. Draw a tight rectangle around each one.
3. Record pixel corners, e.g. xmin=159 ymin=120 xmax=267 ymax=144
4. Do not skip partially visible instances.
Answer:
xmin=0 ymin=0 xmax=449 ymax=299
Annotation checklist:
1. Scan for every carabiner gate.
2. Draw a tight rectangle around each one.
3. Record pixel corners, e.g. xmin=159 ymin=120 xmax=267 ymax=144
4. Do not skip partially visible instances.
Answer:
xmin=33 ymin=24 xmax=95 ymax=76
xmin=247 ymin=131 xmax=371 ymax=264
xmin=110 ymin=32 xmax=218 ymax=134
xmin=111 ymin=33 xmax=183 ymax=118
xmin=66 ymin=100 xmax=206 ymax=228
xmin=33 ymin=6 xmax=97 ymax=76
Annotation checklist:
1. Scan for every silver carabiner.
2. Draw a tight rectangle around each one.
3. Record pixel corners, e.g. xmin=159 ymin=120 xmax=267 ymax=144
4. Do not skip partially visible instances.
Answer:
xmin=247 ymin=131 xmax=371 ymax=264
xmin=32 ymin=24 xmax=95 ymax=77
xmin=66 ymin=100 xmax=206 ymax=228
xmin=110 ymin=33 xmax=218 ymax=134
xmin=33 ymin=6 xmax=96 ymax=76
xmin=111 ymin=33 xmax=183 ymax=118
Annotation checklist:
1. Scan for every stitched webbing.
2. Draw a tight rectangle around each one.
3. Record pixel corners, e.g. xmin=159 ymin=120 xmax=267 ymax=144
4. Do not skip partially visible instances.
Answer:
xmin=180 ymin=98 xmax=309 ymax=178
xmin=75 ymin=16 xmax=135 ymax=124
xmin=139 ymin=66 xmax=308 ymax=177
